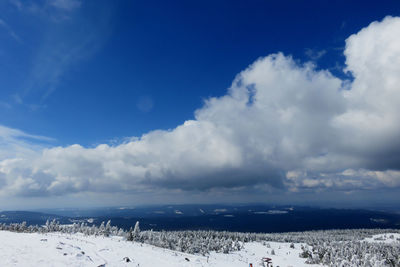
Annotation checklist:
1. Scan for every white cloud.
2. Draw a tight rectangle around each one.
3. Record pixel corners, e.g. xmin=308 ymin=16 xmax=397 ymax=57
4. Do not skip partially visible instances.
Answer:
xmin=1 ymin=16 xmax=400 ymax=199
xmin=333 ymin=16 xmax=400 ymax=170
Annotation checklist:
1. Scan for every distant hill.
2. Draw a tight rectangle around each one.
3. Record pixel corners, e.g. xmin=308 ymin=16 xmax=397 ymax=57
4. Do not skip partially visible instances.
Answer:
xmin=2 ymin=204 xmax=396 ymax=232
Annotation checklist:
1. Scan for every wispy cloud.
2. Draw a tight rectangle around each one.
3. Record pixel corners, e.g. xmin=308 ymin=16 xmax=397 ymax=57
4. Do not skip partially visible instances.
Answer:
xmin=0 ymin=18 xmax=21 ymax=43
xmin=12 ymin=94 xmax=23 ymax=104
xmin=0 ymin=125 xmax=53 ymax=142
xmin=25 ymin=30 xmax=105 ymax=101
xmin=304 ymin=48 xmax=326 ymax=61
xmin=0 ymin=101 xmax=12 ymax=109
xmin=48 ymin=0 xmax=81 ymax=11
xmin=9 ymin=0 xmax=112 ymax=104
xmin=0 ymin=124 xmax=53 ymax=161
xmin=9 ymin=0 xmax=23 ymax=10
xmin=10 ymin=0 xmax=81 ymax=15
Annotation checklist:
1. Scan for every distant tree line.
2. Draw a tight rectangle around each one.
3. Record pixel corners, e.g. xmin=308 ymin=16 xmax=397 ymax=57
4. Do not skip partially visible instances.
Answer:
xmin=0 ymin=219 xmax=124 ymax=237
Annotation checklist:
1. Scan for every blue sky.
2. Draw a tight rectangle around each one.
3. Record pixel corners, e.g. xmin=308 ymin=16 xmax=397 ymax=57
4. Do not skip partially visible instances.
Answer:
xmin=1 ymin=0 xmax=400 ymax=209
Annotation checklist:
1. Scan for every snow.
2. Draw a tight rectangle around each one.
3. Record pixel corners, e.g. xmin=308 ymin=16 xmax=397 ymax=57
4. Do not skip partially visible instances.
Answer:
xmin=214 ymin=209 xmax=227 ymax=213
xmin=364 ymin=233 xmax=400 ymax=244
xmin=153 ymin=211 xmax=165 ymax=214
xmin=253 ymin=210 xmax=288 ymax=215
xmin=0 ymin=231 xmax=322 ymax=267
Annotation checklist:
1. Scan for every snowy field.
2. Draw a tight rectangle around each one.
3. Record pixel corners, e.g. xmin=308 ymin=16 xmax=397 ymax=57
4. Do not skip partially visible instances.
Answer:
xmin=364 ymin=233 xmax=400 ymax=244
xmin=0 ymin=231 xmax=321 ymax=267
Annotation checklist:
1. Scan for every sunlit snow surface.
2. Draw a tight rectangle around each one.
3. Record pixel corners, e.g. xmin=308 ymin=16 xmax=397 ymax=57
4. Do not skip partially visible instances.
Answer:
xmin=364 ymin=233 xmax=400 ymax=244
xmin=0 ymin=231 xmax=322 ymax=267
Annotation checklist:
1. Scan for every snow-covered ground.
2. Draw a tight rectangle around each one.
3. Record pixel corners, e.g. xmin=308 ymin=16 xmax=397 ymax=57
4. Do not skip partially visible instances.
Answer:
xmin=0 ymin=231 xmax=322 ymax=267
xmin=364 ymin=233 xmax=400 ymax=244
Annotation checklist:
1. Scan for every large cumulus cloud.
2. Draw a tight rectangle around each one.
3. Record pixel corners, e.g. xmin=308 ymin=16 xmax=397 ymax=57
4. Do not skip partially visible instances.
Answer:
xmin=1 ymin=16 xmax=400 ymax=198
